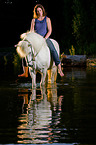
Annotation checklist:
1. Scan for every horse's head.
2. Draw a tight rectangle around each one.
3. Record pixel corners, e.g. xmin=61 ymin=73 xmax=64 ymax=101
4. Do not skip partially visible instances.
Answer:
xmin=16 ymin=40 xmax=32 ymax=58
xmin=16 ymin=31 xmax=46 ymax=59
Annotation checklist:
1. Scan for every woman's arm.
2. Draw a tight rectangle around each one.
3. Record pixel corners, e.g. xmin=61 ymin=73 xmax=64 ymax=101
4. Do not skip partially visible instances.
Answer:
xmin=30 ymin=19 xmax=35 ymax=31
xmin=45 ymin=17 xmax=52 ymax=39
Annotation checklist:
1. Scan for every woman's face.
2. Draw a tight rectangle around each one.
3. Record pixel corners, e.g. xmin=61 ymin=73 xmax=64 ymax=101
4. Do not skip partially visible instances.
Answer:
xmin=37 ymin=7 xmax=43 ymax=17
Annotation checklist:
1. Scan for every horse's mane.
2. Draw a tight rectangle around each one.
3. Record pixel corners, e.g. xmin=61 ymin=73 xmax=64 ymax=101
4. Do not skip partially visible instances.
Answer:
xmin=21 ymin=31 xmax=47 ymax=52
xmin=17 ymin=31 xmax=47 ymax=58
xmin=17 ymin=40 xmax=29 ymax=58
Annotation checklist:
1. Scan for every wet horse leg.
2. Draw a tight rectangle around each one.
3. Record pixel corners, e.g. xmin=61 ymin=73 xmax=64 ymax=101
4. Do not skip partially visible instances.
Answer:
xmin=29 ymin=67 xmax=36 ymax=88
xmin=40 ymin=68 xmax=47 ymax=87
xmin=47 ymin=66 xmax=57 ymax=83
xmin=51 ymin=66 xmax=57 ymax=83
xmin=47 ymin=69 xmax=51 ymax=83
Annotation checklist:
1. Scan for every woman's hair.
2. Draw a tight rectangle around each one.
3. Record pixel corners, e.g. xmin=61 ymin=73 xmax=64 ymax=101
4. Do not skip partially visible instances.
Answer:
xmin=33 ymin=4 xmax=46 ymax=19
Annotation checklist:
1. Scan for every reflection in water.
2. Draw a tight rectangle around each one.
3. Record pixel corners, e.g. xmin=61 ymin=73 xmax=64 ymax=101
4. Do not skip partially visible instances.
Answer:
xmin=0 ymin=68 xmax=96 ymax=144
xmin=18 ymin=89 xmax=30 ymax=114
xmin=17 ymin=83 xmax=63 ymax=144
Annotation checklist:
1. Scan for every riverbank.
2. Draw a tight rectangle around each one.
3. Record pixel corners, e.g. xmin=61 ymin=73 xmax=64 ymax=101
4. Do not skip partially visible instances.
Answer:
xmin=61 ymin=53 xmax=96 ymax=67
xmin=1 ymin=47 xmax=96 ymax=69
xmin=87 ymin=58 xmax=96 ymax=67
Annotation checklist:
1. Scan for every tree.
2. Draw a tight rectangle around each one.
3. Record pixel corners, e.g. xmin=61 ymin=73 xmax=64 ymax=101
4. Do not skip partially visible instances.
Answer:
xmin=72 ymin=0 xmax=96 ymax=55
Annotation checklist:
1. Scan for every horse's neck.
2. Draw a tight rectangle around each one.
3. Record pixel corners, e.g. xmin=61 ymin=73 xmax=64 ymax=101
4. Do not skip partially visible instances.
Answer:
xmin=27 ymin=33 xmax=45 ymax=53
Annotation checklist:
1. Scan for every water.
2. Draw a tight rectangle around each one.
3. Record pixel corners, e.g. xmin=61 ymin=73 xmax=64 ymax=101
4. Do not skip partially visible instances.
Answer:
xmin=0 ymin=67 xmax=96 ymax=144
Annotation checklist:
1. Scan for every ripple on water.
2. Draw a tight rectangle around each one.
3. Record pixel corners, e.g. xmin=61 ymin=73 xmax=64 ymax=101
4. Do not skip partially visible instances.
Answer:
xmin=0 ymin=68 xmax=96 ymax=144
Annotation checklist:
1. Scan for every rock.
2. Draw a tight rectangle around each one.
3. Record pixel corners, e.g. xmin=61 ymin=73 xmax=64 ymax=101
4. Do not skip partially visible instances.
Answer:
xmin=61 ymin=54 xmax=86 ymax=67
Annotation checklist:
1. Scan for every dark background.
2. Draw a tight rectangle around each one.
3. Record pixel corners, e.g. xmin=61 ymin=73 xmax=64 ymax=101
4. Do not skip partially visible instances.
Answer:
xmin=0 ymin=0 xmax=73 ymax=54
xmin=0 ymin=0 xmax=96 ymax=55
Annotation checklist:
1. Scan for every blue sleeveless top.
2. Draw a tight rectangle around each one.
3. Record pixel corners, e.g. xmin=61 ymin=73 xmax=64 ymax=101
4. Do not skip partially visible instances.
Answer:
xmin=35 ymin=16 xmax=47 ymax=37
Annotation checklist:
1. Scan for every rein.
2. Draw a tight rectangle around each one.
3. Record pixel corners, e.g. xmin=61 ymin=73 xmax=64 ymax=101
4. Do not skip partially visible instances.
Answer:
xmin=24 ymin=39 xmax=35 ymax=67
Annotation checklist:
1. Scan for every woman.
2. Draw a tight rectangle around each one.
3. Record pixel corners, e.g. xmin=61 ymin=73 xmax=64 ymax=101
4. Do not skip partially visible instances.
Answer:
xmin=18 ymin=4 xmax=64 ymax=77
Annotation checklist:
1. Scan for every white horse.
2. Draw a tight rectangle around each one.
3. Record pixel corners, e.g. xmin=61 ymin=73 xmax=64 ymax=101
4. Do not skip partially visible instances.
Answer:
xmin=17 ymin=31 xmax=60 ymax=88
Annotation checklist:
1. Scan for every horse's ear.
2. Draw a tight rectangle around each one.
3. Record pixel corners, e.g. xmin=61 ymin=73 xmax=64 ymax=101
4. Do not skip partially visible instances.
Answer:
xmin=20 ymin=33 xmax=27 ymax=39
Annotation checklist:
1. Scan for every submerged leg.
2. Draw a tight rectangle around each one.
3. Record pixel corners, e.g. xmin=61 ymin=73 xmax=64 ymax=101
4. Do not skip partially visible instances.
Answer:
xmin=40 ymin=68 xmax=47 ymax=87
xmin=51 ymin=66 xmax=57 ymax=83
xmin=29 ymin=67 xmax=36 ymax=88
xmin=47 ymin=66 xmax=57 ymax=83
xmin=47 ymin=69 xmax=51 ymax=83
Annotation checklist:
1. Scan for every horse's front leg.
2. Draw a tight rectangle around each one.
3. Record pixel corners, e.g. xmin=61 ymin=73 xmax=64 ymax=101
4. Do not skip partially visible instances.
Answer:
xmin=40 ymin=68 xmax=47 ymax=87
xmin=29 ymin=67 xmax=36 ymax=88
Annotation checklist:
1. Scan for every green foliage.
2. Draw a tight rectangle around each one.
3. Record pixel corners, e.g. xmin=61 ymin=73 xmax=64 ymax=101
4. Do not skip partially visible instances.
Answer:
xmin=86 ymin=43 xmax=96 ymax=55
xmin=72 ymin=0 xmax=96 ymax=55
xmin=4 ymin=56 xmax=7 ymax=66
xmin=69 ymin=45 xmax=75 ymax=55
xmin=72 ymin=14 xmax=81 ymax=41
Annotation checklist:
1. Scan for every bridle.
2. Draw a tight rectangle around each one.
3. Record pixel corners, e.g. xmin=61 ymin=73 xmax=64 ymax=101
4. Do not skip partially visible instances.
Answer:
xmin=23 ymin=38 xmax=46 ymax=67
xmin=24 ymin=39 xmax=35 ymax=67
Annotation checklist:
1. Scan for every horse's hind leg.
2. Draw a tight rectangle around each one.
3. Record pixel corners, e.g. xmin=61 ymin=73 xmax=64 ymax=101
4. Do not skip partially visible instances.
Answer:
xmin=47 ymin=66 xmax=57 ymax=83
xmin=47 ymin=69 xmax=51 ymax=83
xmin=51 ymin=66 xmax=57 ymax=83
